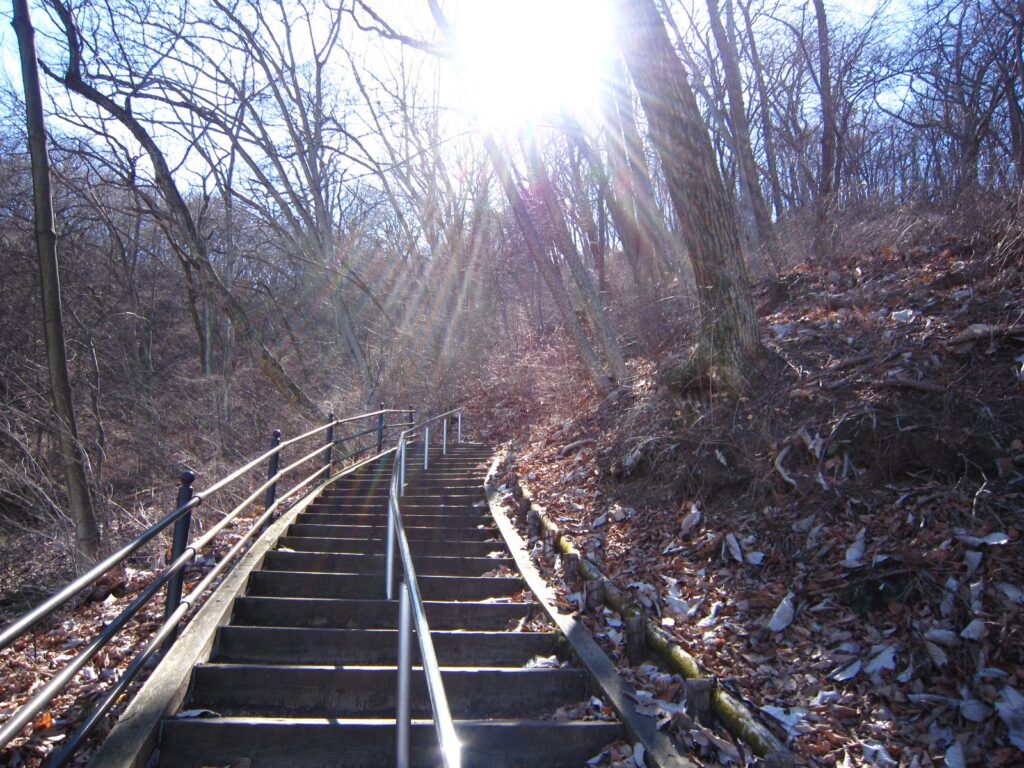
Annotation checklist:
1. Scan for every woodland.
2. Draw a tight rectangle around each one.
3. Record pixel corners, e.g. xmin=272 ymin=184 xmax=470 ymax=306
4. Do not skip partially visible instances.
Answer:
xmin=0 ymin=0 xmax=1023 ymax=765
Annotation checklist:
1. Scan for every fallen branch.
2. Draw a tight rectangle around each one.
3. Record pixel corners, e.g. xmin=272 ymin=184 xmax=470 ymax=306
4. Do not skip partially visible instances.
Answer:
xmin=878 ymin=376 xmax=946 ymax=394
xmin=949 ymin=323 xmax=1024 ymax=346
xmin=559 ymin=438 xmax=596 ymax=457
xmin=828 ymin=353 xmax=873 ymax=371
xmin=512 ymin=479 xmax=793 ymax=763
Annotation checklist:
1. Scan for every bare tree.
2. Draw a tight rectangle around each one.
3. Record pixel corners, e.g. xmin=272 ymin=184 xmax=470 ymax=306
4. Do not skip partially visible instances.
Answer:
xmin=12 ymin=0 xmax=100 ymax=566
xmin=44 ymin=0 xmax=319 ymax=415
xmin=613 ymin=0 xmax=763 ymax=393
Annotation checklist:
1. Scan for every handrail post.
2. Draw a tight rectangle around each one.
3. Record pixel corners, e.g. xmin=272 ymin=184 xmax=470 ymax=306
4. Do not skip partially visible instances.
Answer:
xmin=442 ymin=416 xmax=448 ymax=456
xmin=457 ymin=412 xmax=462 ymax=443
xmin=261 ymin=429 xmax=282 ymax=532
xmin=400 ymin=439 xmax=406 ymax=496
xmin=324 ymin=412 xmax=335 ymax=469
xmin=376 ymin=401 xmax=386 ymax=452
xmin=386 ymin=494 xmax=396 ymax=600
xmin=396 ymin=582 xmax=412 ymax=768
xmin=423 ymin=426 xmax=429 ymax=471
xmin=407 ymin=404 xmax=414 ymax=429
xmin=162 ymin=470 xmax=195 ymax=653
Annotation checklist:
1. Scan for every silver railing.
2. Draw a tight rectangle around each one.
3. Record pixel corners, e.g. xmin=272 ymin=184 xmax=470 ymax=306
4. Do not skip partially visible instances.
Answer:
xmin=386 ymin=408 xmax=464 ymax=768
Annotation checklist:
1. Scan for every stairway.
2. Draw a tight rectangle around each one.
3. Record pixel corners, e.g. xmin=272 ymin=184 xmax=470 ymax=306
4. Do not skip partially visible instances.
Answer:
xmin=156 ymin=443 xmax=622 ymax=767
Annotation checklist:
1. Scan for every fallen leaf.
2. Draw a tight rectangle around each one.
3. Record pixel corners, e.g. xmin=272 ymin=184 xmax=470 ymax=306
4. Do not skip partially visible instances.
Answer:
xmin=996 ymin=583 xmax=1023 ymax=604
xmin=767 ymin=592 xmax=796 ymax=632
xmin=945 ymin=742 xmax=966 ymax=768
xmin=924 ymin=628 xmax=959 ymax=647
xmin=761 ymin=705 xmax=808 ymax=736
xmin=924 ymin=640 xmax=949 ymax=668
xmin=724 ymin=533 xmax=743 ymax=563
xmin=862 ymin=740 xmax=898 ymax=767
xmin=865 ymin=645 xmax=897 ymax=675
xmin=830 ymin=659 xmax=862 ymax=682
xmin=841 ymin=527 xmax=866 ymax=568
xmin=995 ymin=686 xmax=1024 ymax=750
xmin=961 ymin=619 xmax=989 ymax=641
xmin=679 ymin=505 xmax=701 ymax=537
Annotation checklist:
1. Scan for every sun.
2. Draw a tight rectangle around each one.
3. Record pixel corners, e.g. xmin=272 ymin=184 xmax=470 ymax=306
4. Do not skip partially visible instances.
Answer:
xmin=451 ymin=0 xmax=613 ymax=129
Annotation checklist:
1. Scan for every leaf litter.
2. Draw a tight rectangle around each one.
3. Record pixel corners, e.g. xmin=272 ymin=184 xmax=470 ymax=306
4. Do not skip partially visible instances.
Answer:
xmin=476 ymin=239 xmax=1024 ymax=766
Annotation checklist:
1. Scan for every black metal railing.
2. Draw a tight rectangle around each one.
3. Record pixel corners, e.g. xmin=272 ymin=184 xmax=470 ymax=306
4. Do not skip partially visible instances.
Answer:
xmin=0 ymin=406 xmax=414 ymax=767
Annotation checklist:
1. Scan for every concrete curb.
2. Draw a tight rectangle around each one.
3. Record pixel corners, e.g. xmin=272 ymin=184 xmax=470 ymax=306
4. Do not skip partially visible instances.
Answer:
xmin=491 ymin=452 xmax=795 ymax=767
xmin=484 ymin=456 xmax=696 ymax=768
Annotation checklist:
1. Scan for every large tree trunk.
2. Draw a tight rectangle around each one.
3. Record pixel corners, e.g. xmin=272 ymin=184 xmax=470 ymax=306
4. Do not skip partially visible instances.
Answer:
xmin=13 ymin=0 xmax=100 ymax=567
xmin=612 ymin=0 xmax=762 ymax=393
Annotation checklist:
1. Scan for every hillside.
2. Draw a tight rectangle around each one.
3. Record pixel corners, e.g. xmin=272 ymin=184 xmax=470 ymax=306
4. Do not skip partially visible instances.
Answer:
xmin=469 ymin=212 xmax=1024 ymax=766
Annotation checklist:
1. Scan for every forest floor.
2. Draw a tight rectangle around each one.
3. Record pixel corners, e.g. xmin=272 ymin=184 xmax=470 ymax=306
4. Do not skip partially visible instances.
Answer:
xmin=2 ymin=210 xmax=1023 ymax=768
xmin=466 ymin=217 xmax=1024 ymax=766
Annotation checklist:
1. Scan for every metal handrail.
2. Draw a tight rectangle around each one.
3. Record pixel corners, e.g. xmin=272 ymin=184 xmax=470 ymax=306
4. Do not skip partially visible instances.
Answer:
xmin=386 ymin=407 xmax=464 ymax=768
xmin=0 ymin=405 xmax=414 ymax=766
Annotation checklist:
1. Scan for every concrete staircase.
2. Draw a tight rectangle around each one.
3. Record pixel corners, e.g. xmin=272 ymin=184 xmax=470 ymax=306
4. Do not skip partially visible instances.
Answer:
xmin=156 ymin=443 xmax=622 ymax=767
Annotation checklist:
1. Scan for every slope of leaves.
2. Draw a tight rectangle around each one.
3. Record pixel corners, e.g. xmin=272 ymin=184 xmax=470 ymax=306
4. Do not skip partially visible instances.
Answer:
xmin=479 ymin=222 xmax=1024 ymax=766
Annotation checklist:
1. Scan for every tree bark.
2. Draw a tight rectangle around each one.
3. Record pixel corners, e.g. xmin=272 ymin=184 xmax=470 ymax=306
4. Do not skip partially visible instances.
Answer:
xmin=612 ymin=0 xmax=762 ymax=393
xmin=13 ymin=0 xmax=100 ymax=567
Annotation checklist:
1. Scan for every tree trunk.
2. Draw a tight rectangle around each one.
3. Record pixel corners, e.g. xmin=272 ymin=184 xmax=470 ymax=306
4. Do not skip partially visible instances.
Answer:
xmin=522 ymin=135 xmax=628 ymax=383
xmin=13 ymin=0 xmax=100 ymax=567
xmin=612 ymin=0 xmax=762 ymax=393
xmin=739 ymin=0 xmax=786 ymax=219
xmin=706 ymin=0 xmax=774 ymax=245
xmin=811 ymin=0 xmax=837 ymax=262
xmin=483 ymin=135 xmax=614 ymax=391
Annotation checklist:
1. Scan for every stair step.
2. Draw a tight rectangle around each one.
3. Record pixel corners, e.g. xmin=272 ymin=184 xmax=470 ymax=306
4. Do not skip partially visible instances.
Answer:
xmin=287 ymin=523 xmax=499 ymax=542
xmin=190 ymin=664 xmax=588 ymax=718
xmin=316 ymin=492 xmax=483 ymax=505
xmin=325 ymin=479 xmax=483 ymax=490
xmin=213 ymin=627 xmax=560 ymax=666
xmin=306 ymin=502 xmax=487 ymax=517
xmin=159 ymin=718 xmax=621 ymax=768
xmin=247 ymin=571 xmax=521 ymax=601
xmin=232 ymin=596 xmax=537 ymax=630
xmin=265 ymin=550 xmax=514 ymax=576
xmin=276 ymin=536 xmax=505 ymax=558
xmin=297 ymin=511 xmax=492 ymax=527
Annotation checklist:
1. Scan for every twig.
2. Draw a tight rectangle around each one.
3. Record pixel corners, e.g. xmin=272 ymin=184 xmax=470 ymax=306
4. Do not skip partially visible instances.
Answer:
xmin=878 ymin=377 xmax=946 ymax=394
xmin=774 ymin=445 xmax=799 ymax=489
xmin=559 ymin=438 xmax=596 ymax=457
xmin=829 ymin=353 xmax=874 ymax=371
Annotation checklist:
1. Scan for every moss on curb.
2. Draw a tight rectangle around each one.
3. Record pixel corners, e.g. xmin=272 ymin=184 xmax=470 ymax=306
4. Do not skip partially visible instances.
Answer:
xmin=514 ymin=479 xmax=792 ymax=763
